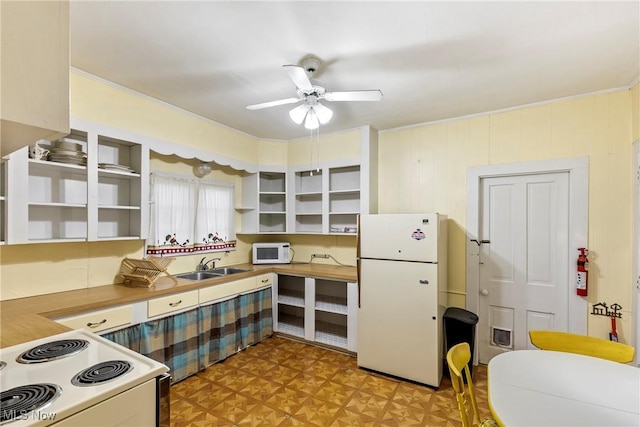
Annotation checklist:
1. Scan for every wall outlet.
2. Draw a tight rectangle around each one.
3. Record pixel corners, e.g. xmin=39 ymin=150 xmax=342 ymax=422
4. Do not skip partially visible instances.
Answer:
xmin=312 ymin=253 xmax=330 ymax=259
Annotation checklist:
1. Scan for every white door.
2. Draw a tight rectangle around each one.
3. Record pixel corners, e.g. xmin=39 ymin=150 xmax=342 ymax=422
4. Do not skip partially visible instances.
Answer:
xmin=478 ymin=172 xmax=569 ymax=363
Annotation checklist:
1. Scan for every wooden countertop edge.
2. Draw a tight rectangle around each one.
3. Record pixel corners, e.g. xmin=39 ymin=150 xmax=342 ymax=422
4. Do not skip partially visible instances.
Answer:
xmin=0 ymin=262 xmax=356 ymax=348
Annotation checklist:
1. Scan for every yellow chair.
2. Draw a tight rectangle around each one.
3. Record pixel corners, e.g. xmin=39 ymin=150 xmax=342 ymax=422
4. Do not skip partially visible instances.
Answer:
xmin=446 ymin=342 xmax=498 ymax=427
xmin=528 ymin=330 xmax=635 ymax=363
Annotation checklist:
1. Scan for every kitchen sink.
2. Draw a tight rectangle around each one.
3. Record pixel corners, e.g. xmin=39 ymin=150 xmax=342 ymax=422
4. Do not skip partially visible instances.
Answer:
xmin=207 ymin=267 xmax=250 ymax=275
xmin=175 ymin=271 xmax=224 ymax=281
xmin=175 ymin=267 xmax=250 ymax=281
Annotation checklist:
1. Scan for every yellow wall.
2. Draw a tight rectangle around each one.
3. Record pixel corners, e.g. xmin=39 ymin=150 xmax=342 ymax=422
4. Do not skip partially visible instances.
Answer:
xmin=379 ymin=90 xmax=634 ymax=340
xmin=287 ymin=129 xmax=361 ymax=166
xmin=1 ymin=68 xmax=637 ymax=346
xmin=70 ymin=71 xmax=260 ymax=163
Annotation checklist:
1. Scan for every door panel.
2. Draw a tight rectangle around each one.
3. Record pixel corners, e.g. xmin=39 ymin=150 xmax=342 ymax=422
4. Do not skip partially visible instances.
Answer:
xmin=359 ymin=213 xmax=439 ymax=262
xmin=358 ymin=258 xmax=440 ymax=385
xmin=478 ymin=173 xmax=569 ymax=363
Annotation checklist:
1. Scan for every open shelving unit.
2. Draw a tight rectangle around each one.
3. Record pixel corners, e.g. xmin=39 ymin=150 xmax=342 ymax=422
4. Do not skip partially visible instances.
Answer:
xmin=288 ymin=163 xmax=362 ymax=235
xmin=294 ymin=169 xmax=323 ymax=233
xmin=96 ymin=134 xmax=143 ymax=240
xmin=274 ymin=274 xmax=357 ymax=352
xmin=3 ymin=119 xmax=149 ymax=244
xmin=328 ymin=166 xmax=360 ymax=234
xmin=276 ymin=275 xmax=306 ymax=339
xmin=258 ymin=171 xmax=287 ymax=233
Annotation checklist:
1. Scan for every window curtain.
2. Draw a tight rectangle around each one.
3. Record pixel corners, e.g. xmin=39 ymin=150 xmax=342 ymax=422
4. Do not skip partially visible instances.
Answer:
xmin=195 ymin=180 xmax=235 ymax=251
xmin=147 ymin=173 xmax=236 ymax=256
xmin=148 ymin=174 xmax=197 ymax=255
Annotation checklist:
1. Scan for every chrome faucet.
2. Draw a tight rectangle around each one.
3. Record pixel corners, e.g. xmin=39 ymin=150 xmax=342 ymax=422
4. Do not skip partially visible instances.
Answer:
xmin=197 ymin=257 xmax=221 ymax=271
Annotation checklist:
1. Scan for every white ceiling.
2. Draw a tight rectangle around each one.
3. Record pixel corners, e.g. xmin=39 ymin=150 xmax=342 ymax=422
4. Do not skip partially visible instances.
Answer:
xmin=70 ymin=1 xmax=640 ymax=141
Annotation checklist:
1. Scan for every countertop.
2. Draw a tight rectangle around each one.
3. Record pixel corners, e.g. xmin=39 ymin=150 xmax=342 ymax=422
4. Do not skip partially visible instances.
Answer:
xmin=0 ymin=262 xmax=356 ymax=348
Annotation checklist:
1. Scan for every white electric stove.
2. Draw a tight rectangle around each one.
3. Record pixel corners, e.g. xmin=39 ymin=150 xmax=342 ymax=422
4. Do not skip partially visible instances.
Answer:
xmin=0 ymin=330 xmax=170 ymax=426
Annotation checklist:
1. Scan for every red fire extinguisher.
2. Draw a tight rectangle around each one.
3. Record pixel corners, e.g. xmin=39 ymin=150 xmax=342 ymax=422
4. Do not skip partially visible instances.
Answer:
xmin=576 ymin=247 xmax=589 ymax=296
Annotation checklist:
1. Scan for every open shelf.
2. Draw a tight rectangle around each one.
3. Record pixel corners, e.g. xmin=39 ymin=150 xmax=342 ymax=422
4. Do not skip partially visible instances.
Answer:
xmin=3 ymin=119 xmax=149 ymax=244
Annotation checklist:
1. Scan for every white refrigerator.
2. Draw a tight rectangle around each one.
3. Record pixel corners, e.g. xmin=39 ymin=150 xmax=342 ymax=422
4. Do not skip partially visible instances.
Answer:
xmin=357 ymin=213 xmax=447 ymax=387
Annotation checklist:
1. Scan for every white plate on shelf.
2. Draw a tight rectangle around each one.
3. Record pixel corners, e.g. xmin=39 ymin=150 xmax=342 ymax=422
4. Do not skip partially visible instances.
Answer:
xmin=99 ymin=163 xmax=135 ymax=173
xmin=55 ymin=138 xmax=84 ymax=151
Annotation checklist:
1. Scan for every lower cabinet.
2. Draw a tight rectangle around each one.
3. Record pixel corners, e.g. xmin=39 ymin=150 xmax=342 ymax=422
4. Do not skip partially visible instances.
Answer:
xmin=274 ymin=274 xmax=358 ymax=352
xmin=101 ymin=286 xmax=273 ymax=384
xmin=199 ymin=287 xmax=273 ymax=368
xmin=139 ymin=308 xmax=200 ymax=383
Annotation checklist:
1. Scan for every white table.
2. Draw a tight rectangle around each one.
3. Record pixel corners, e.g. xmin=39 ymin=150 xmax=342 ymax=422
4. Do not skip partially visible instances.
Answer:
xmin=488 ymin=350 xmax=640 ymax=426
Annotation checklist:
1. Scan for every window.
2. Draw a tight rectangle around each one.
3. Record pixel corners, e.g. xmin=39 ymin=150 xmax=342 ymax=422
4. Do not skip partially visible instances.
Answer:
xmin=147 ymin=173 xmax=235 ymax=256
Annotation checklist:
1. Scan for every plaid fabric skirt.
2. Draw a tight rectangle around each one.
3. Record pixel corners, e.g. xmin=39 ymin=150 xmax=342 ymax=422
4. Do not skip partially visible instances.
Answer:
xmin=102 ymin=287 xmax=273 ymax=383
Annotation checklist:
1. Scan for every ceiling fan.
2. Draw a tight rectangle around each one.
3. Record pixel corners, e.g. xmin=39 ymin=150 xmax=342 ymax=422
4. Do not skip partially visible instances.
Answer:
xmin=246 ymin=55 xmax=383 ymax=130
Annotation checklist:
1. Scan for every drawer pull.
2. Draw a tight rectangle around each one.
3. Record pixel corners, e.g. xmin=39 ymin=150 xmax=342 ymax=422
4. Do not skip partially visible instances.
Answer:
xmin=87 ymin=319 xmax=107 ymax=328
xmin=261 ymin=279 xmax=269 ymax=283
xmin=419 ymin=279 xmax=429 ymax=285
xmin=169 ymin=300 xmax=183 ymax=307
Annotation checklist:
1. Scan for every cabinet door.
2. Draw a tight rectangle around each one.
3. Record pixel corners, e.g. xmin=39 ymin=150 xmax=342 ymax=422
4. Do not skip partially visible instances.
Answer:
xmin=198 ymin=277 xmax=255 ymax=304
xmin=147 ymin=290 xmax=198 ymax=318
xmin=57 ymin=305 xmax=132 ymax=334
xmin=1 ymin=0 xmax=70 ymax=153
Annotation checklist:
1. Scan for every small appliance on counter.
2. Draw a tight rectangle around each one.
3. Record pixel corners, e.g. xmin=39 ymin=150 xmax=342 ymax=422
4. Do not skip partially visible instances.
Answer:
xmin=0 ymin=330 xmax=170 ymax=426
xmin=252 ymin=242 xmax=291 ymax=264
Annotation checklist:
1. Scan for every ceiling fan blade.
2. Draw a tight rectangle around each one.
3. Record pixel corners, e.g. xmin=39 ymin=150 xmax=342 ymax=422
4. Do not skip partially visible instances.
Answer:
xmin=283 ymin=65 xmax=313 ymax=91
xmin=246 ymin=97 xmax=301 ymax=110
xmin=324 ymin=90 xmax=383 ymax=102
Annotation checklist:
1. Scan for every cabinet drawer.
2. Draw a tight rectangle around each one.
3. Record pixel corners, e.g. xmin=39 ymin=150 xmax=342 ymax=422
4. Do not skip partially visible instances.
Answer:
xmin=256 ymin=273 xmax=273 ymax=288
xmin=57 ymin=305 xmax=132 ymax=333
xmin=199 ymin=277 xmax=255 ymax=304
xmin=148 ymin=290 xmax=198 ymax=317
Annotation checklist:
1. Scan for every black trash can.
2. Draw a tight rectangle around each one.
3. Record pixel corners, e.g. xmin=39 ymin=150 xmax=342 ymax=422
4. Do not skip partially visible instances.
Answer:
xmin=443 ymin=307 xmax=479 ymax=379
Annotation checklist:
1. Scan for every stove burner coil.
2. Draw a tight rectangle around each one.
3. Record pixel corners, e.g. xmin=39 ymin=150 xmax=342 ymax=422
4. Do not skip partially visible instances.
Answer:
xmin=71 ymin=360 xmax=133 ymax=386
xmin=16 ymin=339 xmax=89 ymax=364
xmin=0 ymin=383 xmax=61 ymax=424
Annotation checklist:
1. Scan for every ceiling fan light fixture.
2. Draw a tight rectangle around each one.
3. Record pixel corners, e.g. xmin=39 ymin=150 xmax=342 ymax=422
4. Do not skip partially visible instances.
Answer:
xmin=314 ymin=102 xmax=333 ymax=124
xmin=304 ymin=110 xmax=320 ymax=130
xmin=289 ymin=104 xmax=308 ymax=124
xmin=194 ymin=162 xmax=212 ymax=177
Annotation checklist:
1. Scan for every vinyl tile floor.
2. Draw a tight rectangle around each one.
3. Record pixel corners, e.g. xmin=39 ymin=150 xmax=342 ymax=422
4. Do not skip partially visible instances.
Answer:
xmin=170 ymin=336 xmax=492 ymax=426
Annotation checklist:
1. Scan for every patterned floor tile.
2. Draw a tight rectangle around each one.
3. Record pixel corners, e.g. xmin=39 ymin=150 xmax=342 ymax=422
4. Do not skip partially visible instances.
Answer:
xmin=293 ymin=396 xmax=343 ymax=426
xmin=210 ymin=392 xmax=261 ymax=424
xmin=341 ymin=390 xmax=390 ymax=421
xmin=357 ymin=374 xmax=400 ymax=399
xmin=170 ymin=335 xmax=494 ymax=427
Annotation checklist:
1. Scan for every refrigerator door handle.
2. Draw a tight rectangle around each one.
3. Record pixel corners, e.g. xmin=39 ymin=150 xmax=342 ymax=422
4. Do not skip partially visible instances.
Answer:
xmin=357 ymin=258 xmax=362 ymax=308
xmin=357 ymin=215 xmax=361 ymax=308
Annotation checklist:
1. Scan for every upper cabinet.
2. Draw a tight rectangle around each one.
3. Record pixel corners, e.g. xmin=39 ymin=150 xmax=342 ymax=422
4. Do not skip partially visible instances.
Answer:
xmin=3 ymin=119 xmax=149 ymax=244
xmin=238 ymin=126 xmax=378 ymax=235
xmin=239 ymin=169 xmax=288 ymax=234
xmin=1 ymin=1 xmax=70 ymax=156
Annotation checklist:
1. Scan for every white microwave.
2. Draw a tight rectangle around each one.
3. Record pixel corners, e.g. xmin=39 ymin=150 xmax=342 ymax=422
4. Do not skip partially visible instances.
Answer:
xmin=252 ymin=242 xmax=291 ymax=264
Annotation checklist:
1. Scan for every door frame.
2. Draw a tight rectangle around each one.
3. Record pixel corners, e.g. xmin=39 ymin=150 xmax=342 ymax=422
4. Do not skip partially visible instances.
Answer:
xmin=466 ymin=157 xmax=589 ymax=354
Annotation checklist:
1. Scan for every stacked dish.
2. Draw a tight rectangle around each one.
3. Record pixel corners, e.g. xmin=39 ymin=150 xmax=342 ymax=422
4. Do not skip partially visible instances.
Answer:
xmin=98 ymin=163 xmax=136 ymax=173
xmin=49 ymin=138 xmax=87 ymax=166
